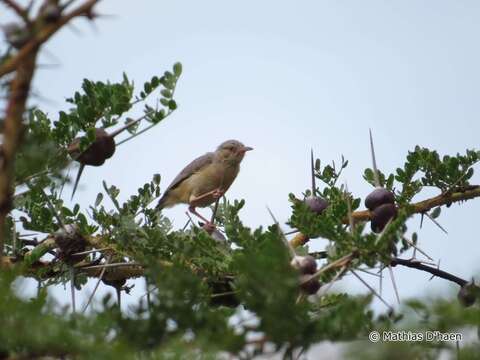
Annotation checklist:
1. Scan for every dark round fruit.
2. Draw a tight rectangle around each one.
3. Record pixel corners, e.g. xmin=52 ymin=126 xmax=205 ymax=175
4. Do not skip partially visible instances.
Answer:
xmin=304 ymin=196 xmax=328 ymax=215
xmin=291 ymin=255 xmax=317 ymax=275
xmin=371 ymin=203 xmax=397 ymax=233
xmin=458 ymin=283 xmax=477 ymax=307
xmin=299 ymin=274 xmax=321 ymax=295
xmin=365 ymin=187 xmax=395 ymax=211
xmin=68 ymin=129 xmax=116 ymax=166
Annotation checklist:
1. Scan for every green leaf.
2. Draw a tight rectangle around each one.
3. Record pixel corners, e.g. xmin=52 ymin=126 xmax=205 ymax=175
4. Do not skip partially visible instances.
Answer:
xmin=173 ymin=62 xmax=183 ymax=77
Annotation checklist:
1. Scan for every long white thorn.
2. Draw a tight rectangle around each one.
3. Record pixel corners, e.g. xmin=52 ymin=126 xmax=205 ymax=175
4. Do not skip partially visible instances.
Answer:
xmin=70 ymin=267 xmax=76 ymax=314
xmin=369 ymin=129 xmax=381 ymax=187
xmin=351 ymin=269 xmax=392 ymax=311
xmin=310 ymin=149 xmax=316 ymax=194
xmin=266 ymin=206 xmax=295 ymax=258
xmin=388 ymin=265 xmax=401 ymax=304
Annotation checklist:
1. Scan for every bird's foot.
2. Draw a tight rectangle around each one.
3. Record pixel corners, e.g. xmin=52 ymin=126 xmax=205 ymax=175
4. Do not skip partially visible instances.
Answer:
xmin=201 ymin=221 xmax=217 ymax=234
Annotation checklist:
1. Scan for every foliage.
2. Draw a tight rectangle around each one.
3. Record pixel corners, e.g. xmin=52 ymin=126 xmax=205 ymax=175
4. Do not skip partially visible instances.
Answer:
xmin=1 ymin=3 xmax=480 ymax=359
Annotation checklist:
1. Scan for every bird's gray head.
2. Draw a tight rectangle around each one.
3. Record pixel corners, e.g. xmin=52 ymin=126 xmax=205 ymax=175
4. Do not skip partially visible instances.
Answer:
xmin=216 ymin=139 xmax=253 ymax=163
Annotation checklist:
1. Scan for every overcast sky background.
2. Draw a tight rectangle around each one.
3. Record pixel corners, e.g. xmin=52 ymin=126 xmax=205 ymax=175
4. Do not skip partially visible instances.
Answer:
xmin=3 ymin=0 xmax=480 ymax=354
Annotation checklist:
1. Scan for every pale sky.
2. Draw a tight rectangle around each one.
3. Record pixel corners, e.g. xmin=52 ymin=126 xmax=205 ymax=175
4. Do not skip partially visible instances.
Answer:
xmin=4 ymin=0 xmax=480 ymax=342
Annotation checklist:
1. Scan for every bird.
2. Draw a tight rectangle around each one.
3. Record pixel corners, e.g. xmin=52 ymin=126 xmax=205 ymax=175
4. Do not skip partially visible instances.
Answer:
xmin=156 ymin=139 xmax=253 ymax=227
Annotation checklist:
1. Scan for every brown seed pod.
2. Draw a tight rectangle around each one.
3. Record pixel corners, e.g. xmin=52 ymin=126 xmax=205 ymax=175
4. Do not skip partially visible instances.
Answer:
xmin=68 ymin=129 xmax=116 ymax=166
xmin=365 ymin=187 xmax=395 ymax=211
xmin=102 ymin=278 xmax=127 ymax=289
xmin=299 ymin=274 xmax=321 ymax=295
xmin=54 ymin=224 xmax=87 ymax=264
xmin=371 ymin=203 xmax=397 ymax=233
xmin=304 ymin=196 xmax=328 ymax=215
xmin=458 ymin=283 xmax=477 ymax=307
xmin=291 ymin=255 xmax=317 ymax=275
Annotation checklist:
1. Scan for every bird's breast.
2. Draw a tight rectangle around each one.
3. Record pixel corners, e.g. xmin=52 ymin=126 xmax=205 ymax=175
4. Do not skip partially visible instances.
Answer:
xmin=187 ymin=162 xmax=240 ymax=207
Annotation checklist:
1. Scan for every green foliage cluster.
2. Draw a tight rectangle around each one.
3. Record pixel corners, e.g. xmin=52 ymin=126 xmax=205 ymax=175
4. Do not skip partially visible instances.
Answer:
xmin=2 ymin=62 xmax=480 ymax=359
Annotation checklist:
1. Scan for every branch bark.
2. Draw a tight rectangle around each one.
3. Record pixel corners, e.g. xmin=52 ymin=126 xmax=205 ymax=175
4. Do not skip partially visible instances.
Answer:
xmin=390 ymin=257 xmax=468 ymax=287
xmin=0 ymin=0 xmax=101 ymax=259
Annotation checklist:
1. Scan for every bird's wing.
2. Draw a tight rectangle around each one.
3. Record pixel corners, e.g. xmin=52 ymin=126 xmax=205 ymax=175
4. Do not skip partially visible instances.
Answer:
xmin=164 ymin=152 xmax=215 ymax=194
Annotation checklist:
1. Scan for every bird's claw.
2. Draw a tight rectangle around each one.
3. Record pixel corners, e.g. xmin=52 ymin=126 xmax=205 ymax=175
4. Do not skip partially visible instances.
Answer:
xmin=201 ymin=222 xmax=217 ymax=234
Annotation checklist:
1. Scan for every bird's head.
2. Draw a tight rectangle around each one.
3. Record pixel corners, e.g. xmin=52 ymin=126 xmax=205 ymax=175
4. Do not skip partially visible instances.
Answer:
xmin=216 ymin=139 xmax=253 ymax=164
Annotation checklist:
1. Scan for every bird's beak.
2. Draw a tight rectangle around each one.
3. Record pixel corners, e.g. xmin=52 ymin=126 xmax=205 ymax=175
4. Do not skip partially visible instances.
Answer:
xmin=241 ymin=146 xmax=253 ymax=153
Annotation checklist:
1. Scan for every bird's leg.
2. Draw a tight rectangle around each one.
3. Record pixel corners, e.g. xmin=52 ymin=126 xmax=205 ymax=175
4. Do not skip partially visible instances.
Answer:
xmin=189 ymin=188 xmax=225 ymax=205
xmin=188 ymin=188 xmax=225 ymax=229
xmin=188 ymin=205 xmax=212 ymax=226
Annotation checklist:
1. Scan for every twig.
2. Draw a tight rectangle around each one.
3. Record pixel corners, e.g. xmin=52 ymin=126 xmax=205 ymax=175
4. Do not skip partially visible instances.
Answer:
xmin=1 ymin=0 xmax=31 ymax=24
xmin=0 ymin=0 xmax=102 ymax=77
xmin=210 ymin=197 xmax=220 ymax=224
xmin=390 ymin=257 xmax=467 ymax=286
xmin=108 ymin=110 xmax=155 ymax=138
xmin=116 ymin=110 xmax=175 ymax=146
xmin=76 ymin=262 xmax=141 ymax=270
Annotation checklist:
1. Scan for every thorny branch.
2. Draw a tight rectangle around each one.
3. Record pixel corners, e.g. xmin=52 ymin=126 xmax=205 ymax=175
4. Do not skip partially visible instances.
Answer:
xmin=0 ymin=0 xmax=102 ymax=257
xmin=391 ymin=257 xmax=468 ymax=287
xmin=290 ymin=185 xmax=480 ymax=247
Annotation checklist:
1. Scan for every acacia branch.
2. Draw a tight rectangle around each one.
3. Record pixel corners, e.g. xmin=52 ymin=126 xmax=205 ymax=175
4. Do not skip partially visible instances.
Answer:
xmin=290 ymin=185 xmax=480 ymax=247
xmin=390 ymin=257 xmax=468 ymax=287
xmin=0 ymin=54 xmax=37 ymax=257
xmin=0 ymin=0 xmax=101 ymax=259
xmin=0 ymin=0 xmax=100 ymax=77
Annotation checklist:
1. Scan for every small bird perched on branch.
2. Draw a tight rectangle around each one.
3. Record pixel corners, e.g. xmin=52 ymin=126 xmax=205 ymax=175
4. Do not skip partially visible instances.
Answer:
xmin=156 ymin=139 xmax=253 ymax=227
